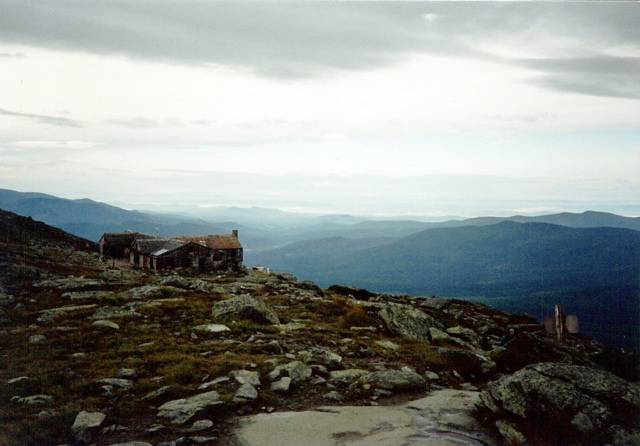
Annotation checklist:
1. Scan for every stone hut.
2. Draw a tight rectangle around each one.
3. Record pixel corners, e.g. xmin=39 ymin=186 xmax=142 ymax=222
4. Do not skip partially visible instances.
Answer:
xmin=99 ymin=231 xmax=140 ymax=257
xmin=100 ymin=230 xmax=243 ymax=273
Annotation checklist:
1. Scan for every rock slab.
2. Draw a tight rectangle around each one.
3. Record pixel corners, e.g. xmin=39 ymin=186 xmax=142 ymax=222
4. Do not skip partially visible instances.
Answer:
xmin=235 ymin=389 xmax=498 ymax=446
xmin=479 ymin=362 xmax=640 ymax=445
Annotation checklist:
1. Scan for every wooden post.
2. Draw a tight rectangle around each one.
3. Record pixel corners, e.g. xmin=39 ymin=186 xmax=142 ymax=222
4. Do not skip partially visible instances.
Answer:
xmin=555 ymin=304 xmax=564 ymax=341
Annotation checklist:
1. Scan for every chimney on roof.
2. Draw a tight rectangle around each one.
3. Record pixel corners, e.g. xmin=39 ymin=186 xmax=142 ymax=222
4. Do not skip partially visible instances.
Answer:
xmin=232 ymin=229 xmax=238 ymax=239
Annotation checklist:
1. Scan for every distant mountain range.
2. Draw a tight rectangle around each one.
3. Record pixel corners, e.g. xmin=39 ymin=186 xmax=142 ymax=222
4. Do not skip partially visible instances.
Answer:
xmin=1 ymin=188 xmax=638 ymax=351
xmin=251 ymin=222 xmax=640 ymax=351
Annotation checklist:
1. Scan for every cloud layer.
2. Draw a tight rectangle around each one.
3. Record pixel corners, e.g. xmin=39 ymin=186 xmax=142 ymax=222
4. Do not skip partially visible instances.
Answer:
xmin=0 ymin=1 xmax=638 ymax=217
xmin=1 ymin=1 xmax=638 ymax=97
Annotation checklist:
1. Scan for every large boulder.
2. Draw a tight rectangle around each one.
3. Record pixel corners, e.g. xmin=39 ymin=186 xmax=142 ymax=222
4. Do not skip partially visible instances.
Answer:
xmin=378 ymin=303 xmax=444 ymax=343
xmin=479 ymin=362 xmax=640 ymax=445
xmin=212 ymin=294 xmax=280 ymax=325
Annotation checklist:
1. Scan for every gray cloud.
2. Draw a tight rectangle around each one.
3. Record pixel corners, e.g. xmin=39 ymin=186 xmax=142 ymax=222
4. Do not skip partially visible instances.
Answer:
xmin=0 ymin=1 xmax=638 ymax=97
xmin=0 ymin=107 xmax=84 ymax=127
xmin=0 ymin=52 xmax=25 ymax=58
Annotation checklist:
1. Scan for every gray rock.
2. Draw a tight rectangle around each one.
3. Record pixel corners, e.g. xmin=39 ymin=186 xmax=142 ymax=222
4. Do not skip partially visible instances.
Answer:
xmin=230 ymin=370 xmax=261 ymax=386
xmin=212 ymin=294 xmax=280 ymax=325
xmin=158 ymin=391 xmax=223 ymax=425
xmin=378 ymin=303 xmax=443 ymax=343
xmin=495 ymin=420 xmax=526 ymax=446
xmin=479 ymin=362 xmax=640 ymax=445
xmin=322 ymin=390 xmax=344 ymax=402
xmin=91 ymin=305 xmax=141 ymax=320
xmin=17 ymin=395 xmax=53 ymax=405
xmin=187 ymin=419 xmax=214 ymax=432
xmin=190 ymin=436 xmax=218 ymax=444
xmin=198 ymin=376 xmax=230 ymax=390
xmin=271 ymin=377 xmax=292 ymax=393
xmin=140 ymin=385 xmax=173 ymax=402
xmin=28 ymin=334 xmax=46 ymax=343
xmin=117 ymin=368 xmax=137 ymax=379
xmin=299 ymin=347 xmax=343 ymax=369
xmin=92 ymin=320 xmax=119 ymax=330
xmin=37 ymin=304 xmax=98 ymax=324
xmin=98 ymin=378 xmax=133 ymax=389
xmin=268 ymin=361 xmax=312 ymax=383
xmin=357 ymin=369 xmax=426 ymax=392
xmin=375 ymin=340 xmax=400 ymax=350
xmin=233 ymin=383 xmax=258 ymax=402
xmin=7 ymin=376 xmax=29 ymax=384
xmin=424 ymin=371 xmax=440 ymax=381
xmin=193 ymin=324 xmax=230 ymax=333
xmin=122 ymin=285 xmax=181 ymax=300
xmin=72 ymin=410 xmax=106 ymax=442
xmin=329 ymin=369 xmax=370 ymax=386
xmin=446 ymin=325 xmax=480 ymax=345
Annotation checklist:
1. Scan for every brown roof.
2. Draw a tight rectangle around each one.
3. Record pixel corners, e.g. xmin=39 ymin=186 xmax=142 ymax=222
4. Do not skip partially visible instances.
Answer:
xmin=177 ymin=235 xmax=242 ymax=250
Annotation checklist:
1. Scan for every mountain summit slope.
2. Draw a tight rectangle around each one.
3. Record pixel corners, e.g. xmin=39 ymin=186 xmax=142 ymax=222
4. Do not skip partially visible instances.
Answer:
xmin=0 ymin=211 xmax=637 ymax=445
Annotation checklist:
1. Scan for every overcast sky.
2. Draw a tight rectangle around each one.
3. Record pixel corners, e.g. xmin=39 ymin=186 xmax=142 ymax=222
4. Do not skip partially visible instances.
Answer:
xmin=1 ymin=1 xmax=638 ymax=218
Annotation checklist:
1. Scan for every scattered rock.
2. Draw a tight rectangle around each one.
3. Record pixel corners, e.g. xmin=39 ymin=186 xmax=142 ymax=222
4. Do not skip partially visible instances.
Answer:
xmin=375 ymin=340 xmax=401 ymax=350
xmin=268 ymin=361 xmax=312 ymax=383
xmin=193 ymin=324 xmax=230 ymax=333
xmin=140 ymin=385 xmax=174 ymax=402
xmin=378 ymin=302 xmax=443 ymax=343
xmin=187 ymin=419 xmax=214 ymax=432
xmin=28 ymin=334 xmax=46 ymax=343
xmin=17 ymin=395 xmax=53 ymax=405
xmin=72 ymin=410 xmax=106 ymax=443
xmin=212 ymin=294 xmax=280 ymax=325
xmin=157 ymin=391 xmax=224 ymax=425
xmin=322 ymin=390 xmax=344 ymax=402
xmin=198 ymin=376 xmax=230 ymax=390
xmin=90 ymin=305 xmax=141 ymax=319
xmin=329 ymin=369 xmax=370 ymax=386
xmin=98 ymin=378 xmax=134 ymax=389
xmin=37 ymin=304 xmax=98 ymax=323
xmin=7 ymin=376 xmax=29 ymax=384
xmin=299 ymin=347 xmax=343 ymax=369
xmin=117 ymin=368 xmax=137 ymax=379
xmin=230 ymin=370 xmax=261 ymax=386
xmin=92 ymin=320 xmax=119 ymax=330
xmin=271 ymin=377 xmax=292 ymax=393
xmin=357 ymin=369 xmax=426 ymax=392
xmin=233 ymin=383 xmax=258 ymax=402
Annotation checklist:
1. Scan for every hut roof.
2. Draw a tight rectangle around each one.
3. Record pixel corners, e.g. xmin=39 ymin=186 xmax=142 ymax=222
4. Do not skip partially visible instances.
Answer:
xmin=177 ymin=235 xmax=242 ymax=250
xmin=100 ymin=231 xmax=139 ymax=245
xmin=149 ymin=239 xmax=190 ymax=257
xmin=134 ymin=238 xmax=178 ymax=255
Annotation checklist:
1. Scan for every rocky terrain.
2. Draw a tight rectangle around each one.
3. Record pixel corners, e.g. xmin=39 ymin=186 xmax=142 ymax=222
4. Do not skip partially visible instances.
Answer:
xmin=1 ymin=208 xmax=638 ymax=446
